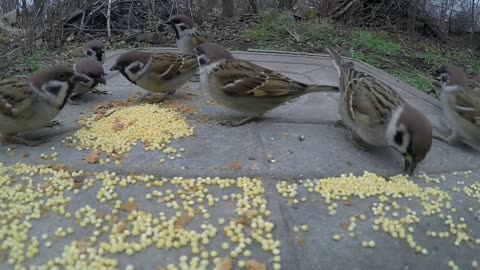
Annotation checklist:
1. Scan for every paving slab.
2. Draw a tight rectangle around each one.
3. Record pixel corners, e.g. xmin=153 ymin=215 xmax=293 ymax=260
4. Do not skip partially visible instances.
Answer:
xmin=1 ymin=48 xmax=479 ymax=270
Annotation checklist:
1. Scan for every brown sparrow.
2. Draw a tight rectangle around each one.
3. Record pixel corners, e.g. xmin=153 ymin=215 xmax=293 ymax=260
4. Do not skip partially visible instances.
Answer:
xmin=83 ymin=40 xmax=105 ymax=63
xmin=70 ymin=57 xmax=107 ymax=101
xmin=195 ymin=42 xmax=340 ymax=126
xmin=325 ymin=47 xmax=432 ymax=175
xmin=64 ymin=40 xmax=106 ymax=64
xmin=110 ymin=50 xmax=198 ymax=102
xmin=165 ymin=14 xmax=208 ymax=55
xmin=0 ymin=65 xmax=89 ymax=145
xmin=433 ymin=64 xmax=480 ymax=152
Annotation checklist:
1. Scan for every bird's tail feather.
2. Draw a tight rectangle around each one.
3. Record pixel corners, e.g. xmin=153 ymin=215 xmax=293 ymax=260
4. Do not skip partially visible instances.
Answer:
xmin=325 ymin=47 xmax=342 ymax=75
xmin=306 ymin=85 xmax=339 ymax=93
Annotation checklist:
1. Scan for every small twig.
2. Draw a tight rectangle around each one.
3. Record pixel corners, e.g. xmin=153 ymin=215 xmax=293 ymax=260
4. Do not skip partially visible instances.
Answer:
xmin=286 ymin=28 xmax=301 ymax=42
xmin=107 ymin=0 xmax=112 ymax=37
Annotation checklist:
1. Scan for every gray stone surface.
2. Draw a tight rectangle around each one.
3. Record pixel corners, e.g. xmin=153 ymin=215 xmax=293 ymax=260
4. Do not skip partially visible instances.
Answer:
xmin=1 ymin=48 xmax=479 ymax=270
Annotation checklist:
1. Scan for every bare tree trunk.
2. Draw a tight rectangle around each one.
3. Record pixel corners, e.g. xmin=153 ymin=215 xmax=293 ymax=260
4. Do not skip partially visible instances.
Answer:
xmin=222 ymin=0 xmax=234 ymax=17
xmin=21 ymin=0 xmax=27 ymax=17
xmin=278 ymin=0 xmax=293 ymax=10
xmin=107 ymin=0 xmax=112 ymax=37
xmin=321 ymin=0 xmax=329 ymax=17
xmin=407 ymin=0 xmax=417 ymax=37
xmin=249 ymin=0 xmax=258 ymax=14
xmin=470 ymin=0 xmax=475 ymax=47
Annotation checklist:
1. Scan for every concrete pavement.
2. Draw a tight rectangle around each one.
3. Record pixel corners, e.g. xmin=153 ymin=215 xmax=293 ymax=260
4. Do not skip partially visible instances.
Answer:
xmin=0 ymin=48 xmax=479 ymax=270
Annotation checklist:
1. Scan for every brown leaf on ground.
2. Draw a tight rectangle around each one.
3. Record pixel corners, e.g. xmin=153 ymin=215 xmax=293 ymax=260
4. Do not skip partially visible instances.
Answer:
xmin=76 ymin=240 xmax=91 ymax=252
xmin=344 ymin=199 xmax=353 ymax=206
xmin=85 ymin=150 xmax=101 ymax=164
xmin=231 ymin=161 xmax=242 ymax=170
xmin=235 ymin=216 xmax=251 ymax=227
xmin=72 ymin=176 xmax=84 ymax=189
xmin=163 ymin=100 xmax=198 ymax=115
xmin=22 ymin=153 xmax=30 ymax=158
xmin=53 ymin=164 xmax=68 ymax=171
xmin=340 ymin=223 xmax=350 ymax=230
xmin=246 ymin=260 xmax=266 ymax=270
xmin=195 ymin=117 xmax=211 ymax=123
xmin=115 ymin=221 xmax=126 ymax=233
xmin=0 ymin=250 xmax=7 ymax=264
xmin=215 ymin=256 xmax=233 ymax=270
xmin=280 ymin=132 xmax=289 ymax=136
xmin=175 ymin=215 xmax=194 ymax=229
xmin=297 ymin=236 xmax=305 ymax=247
xmin=108 ymin=215 xmax=118 ymax=226
xmin=120 ymin=201 xmax=138 ymax=212
xmin=112 ymin=119 xmax=125 ymax=132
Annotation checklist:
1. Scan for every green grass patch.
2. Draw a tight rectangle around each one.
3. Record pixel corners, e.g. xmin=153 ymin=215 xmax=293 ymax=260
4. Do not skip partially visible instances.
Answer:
xmin=243 ymin=10 xmax=337 ymax=50
xmin=392 ymin=70 xmax=432 ymax=93
xmin=420 ymin=48 xmax=444 ymax=67
xmin=351 ymin=30 xmax=402 ymax=55
xmin=15 ymin=51 xmax=47 ymax=73
xmin=0 ymin=34 xmax=9 ymax=45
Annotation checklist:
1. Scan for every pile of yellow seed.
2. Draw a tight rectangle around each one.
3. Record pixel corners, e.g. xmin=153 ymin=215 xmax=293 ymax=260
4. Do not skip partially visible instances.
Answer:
xmin=276 ymin=171 xmax=480 ymax=263
xmin=0 ymin=162 xmax=279 ymax=270
xmin=68 ymin=104 xmax=193 ymax=158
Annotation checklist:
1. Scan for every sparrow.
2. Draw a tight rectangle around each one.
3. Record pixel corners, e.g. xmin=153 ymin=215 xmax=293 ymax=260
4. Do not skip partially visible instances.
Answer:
xmin=70 ymin=57 xmax=107 ymax=102
xmin=325 ymin=47 xmax=432 ymax=175
xmin=83 ymin=40 xmax=106 ymax=63
xmin=110 ymin=50 xmax=198 ymax=102
xmin=64 ymin=40 xmax=106 ymax=64
xmin=433 ymin=64 xmax=480 ymax=152
xmin=0 ymin=65 xmax=89 ymax=145
xmin=195 ymin=42 xmax=340 ymax=126
xmin=165 ymin=14 xmax=208 ymax=55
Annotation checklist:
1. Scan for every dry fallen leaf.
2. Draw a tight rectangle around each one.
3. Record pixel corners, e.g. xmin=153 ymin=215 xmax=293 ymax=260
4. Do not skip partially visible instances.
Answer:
xmin=76 ymin=240 xmax=91 ymax=253
xmin=0 ymin=250 xmax=7 ymax=264
xmin=297 ymin=236 xmax=305 ymax=247
xmin=340 ymin=223 xmax=350 ymax=230
xmin=120 ymin=201 xmax=138 ymax=212
xmin=215 ymin=256 xmax=233 ymax=270
xmin=175 ymin=215 xmax=194 ymax=229
xmin=344 ymin=200 xmax=353 ymax=206
xmin=112 ymin=119 xmax=125 ymax=132
xmin=235 ymin=216 xmax=251 ymax=227
xmin=72 ymin=177 xmax=83 ymax=189
xmin=85 ymin=150 xmax=101 ymax=164
xmin=115 ymin=221 xmax=126 ymax=233
xmin=231 ymin=161 xmax=242 ymax=170
xmin=246 ymin=260 xmax=266 ymax=270
xmin=280 ymin=132 xmax=289 ymax=136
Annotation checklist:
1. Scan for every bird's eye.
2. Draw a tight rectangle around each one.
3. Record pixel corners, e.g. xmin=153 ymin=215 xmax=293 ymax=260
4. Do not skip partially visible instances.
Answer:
xmin=86 ymin=51 xmax=93 ymax=56
xmin=57 ymin=73 xmax=67 ymax=80
xmin=179 ymin=25 xmax=188 ymax=31
xmin=199 ymin=57 xmax=208 ymax=66
xmin=196 ymin=48 xmax=204 ymax=56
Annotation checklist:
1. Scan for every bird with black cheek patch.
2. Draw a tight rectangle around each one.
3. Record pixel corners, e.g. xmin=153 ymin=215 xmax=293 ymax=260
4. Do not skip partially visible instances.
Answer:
xmin=110 ymin=50 xmax=198 ymax=102
xmin=165 ymin=14 xmax=208 ymax=56
xmin=0 ymin=65 xmax=89 ymax=145
xmin=83 ymin=40 xmax=106 ymax=64
xmin=433 ymin=64 xmax=480 ymax=152
xmin=64 ymin=40 xmax=106 ymax=64
xmin=325 ymin=47 xmax=432 ymax=175
xmin=195 ymin=42 xmax=340 ymax=126
xmin=69 ymin=58 xmax=107 ymax=104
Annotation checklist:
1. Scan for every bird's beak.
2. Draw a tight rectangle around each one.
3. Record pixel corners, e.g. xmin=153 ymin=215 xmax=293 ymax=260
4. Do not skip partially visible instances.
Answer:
xmin=404 ymin=155 xmax=418 ymax=176
xmin=98 ymin=77 xmax=107 ymax=85
xmin=164 ymin=20 xmax=173 ymax=25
